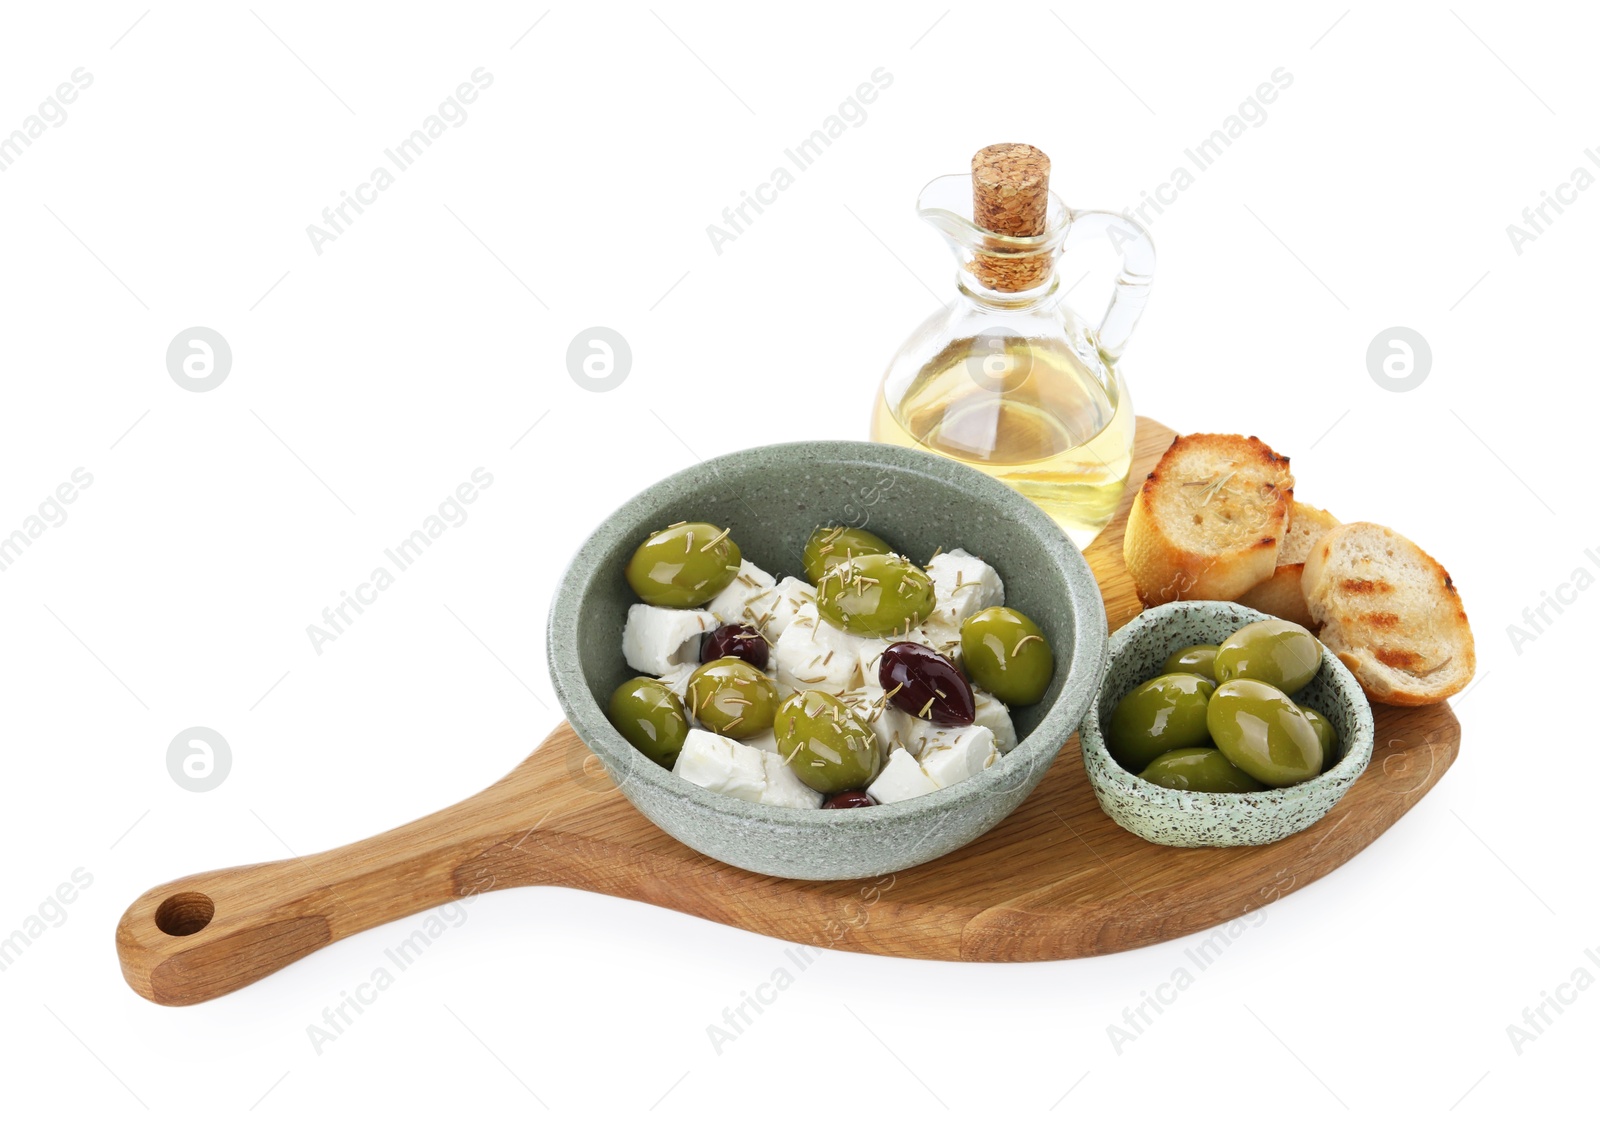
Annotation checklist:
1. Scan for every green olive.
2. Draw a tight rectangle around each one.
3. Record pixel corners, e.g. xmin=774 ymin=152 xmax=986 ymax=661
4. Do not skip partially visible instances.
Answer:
xmin=686 ymin=657 xmax=779 ymax=739
xmin=815 ymin=554 xmax=936 ymax=638
xmin=1162 ymin=644 xmax=1219 ymax=682
xmin=624 ymin=522 xmax=742 ymax=608
xmin=959 ymin=606 xmax=1055 ymax=706
xmin=1300 ymin=705 xmax=1340 ymax=771
xmin=801 ymin=526 xmax=894 ymax=584
xmin=1207 ymin=679 xmax=1323 ymax=787
xmin=607 ymin=677 xmax=689 ymax=767
xmin=1213 ymin=619 xmax=1322 ymax=695
xmin=1138 ymin=748 xmax=1266 ymax=793
xmin=1106 ymin=672 xmax=1214 ymax=773
xmin=774 ymin=691 xmax=882 ymax=794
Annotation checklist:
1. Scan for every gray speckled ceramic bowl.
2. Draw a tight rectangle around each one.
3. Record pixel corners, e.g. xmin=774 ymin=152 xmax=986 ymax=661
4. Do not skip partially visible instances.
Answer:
xmin=547 ymin=440 xmax=1107 ymax=880
xmin=1079 ymin=601 xmax=1374 ymax=848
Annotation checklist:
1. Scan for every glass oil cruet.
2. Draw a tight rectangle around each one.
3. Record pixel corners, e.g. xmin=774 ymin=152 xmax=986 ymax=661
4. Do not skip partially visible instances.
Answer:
xmin=870 ymin=143 xmax=1155 ymax=549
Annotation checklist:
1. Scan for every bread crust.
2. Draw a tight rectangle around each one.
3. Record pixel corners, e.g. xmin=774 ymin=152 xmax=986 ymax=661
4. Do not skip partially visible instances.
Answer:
xmin=1124 ymin=434 xmax=1294 ymax=606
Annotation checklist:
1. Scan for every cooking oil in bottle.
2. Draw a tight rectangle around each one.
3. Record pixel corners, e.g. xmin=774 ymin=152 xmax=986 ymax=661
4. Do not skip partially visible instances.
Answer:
xmin=870 ymin=144 xmax=1153 ymax=549
xmin=871 ymin=335 xmax=1135 ymax=549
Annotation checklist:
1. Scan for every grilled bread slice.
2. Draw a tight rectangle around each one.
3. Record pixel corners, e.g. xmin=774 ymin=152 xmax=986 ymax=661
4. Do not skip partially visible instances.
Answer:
xmin=1124 ymin=434 xmax=1295 ymax=606
xmin=1302 ymin=522 xmax=1475 ymax=705
xmin=1236 ymin=501 xmax=1341 ymax=627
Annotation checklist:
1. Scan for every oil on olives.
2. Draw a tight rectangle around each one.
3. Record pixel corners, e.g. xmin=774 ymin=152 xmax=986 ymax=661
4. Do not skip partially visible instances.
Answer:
xmin=879 ymin=641 xmax=974 ymax=726
xmin=815 ymin=554 xmax=936 ymax=638
xmin=1213 ymin=619 xmax=1321 ymax=695
xmin=702 ymin=623 xmax=769 ymax=669
xmin=1206 ymin=678 xmax=1323 ymax=786
xmin=1106 ymin=672 xmax=1214 ymax=773
xmin=1161 ymin=644 xmax=1219 ymax=681
xmin=774 ymin=690 xmax=882 ymax=794
xmin=960 ymin=607 xmax=1055 ymax=706
xmin=625 ymin=521 xmax=742 ymax=608
xmin=686 ymin=657 xmax=779 ymax=739
xmin=801 ymin=526 xmax=894 ymax=584
xmin=1137 ymin=747 xmax=1266 ymax=793
xmin=607 ymin=677 xmax=689 ymax=767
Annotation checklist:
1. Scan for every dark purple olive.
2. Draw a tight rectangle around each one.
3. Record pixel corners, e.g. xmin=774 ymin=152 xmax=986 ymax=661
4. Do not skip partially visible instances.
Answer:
xmin=701 ymin=623 xmax=769 ymax=669
xmin=822 ymin=791 xmax=876 ymax=809
xmin=879 ymin=641 xmax=975 ymax=726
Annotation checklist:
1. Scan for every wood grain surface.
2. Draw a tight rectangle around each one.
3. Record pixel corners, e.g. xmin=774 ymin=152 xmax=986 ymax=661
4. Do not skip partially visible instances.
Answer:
xmin=117 ymin=418 xmax=1460 ymax=1004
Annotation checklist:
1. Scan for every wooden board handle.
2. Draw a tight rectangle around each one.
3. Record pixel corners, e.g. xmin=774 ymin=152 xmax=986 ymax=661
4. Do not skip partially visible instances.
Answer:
xmin=116 ymin=763 xmax=554 ymax=1005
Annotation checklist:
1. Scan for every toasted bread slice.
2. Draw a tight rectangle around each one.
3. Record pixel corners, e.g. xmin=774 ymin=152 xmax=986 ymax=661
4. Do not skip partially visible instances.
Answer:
xmin=1302 ymin=522 xmax=1475 ymax=705
xmin=1124 ymin=434 xmax=1294 ymax=606
xmin=1236 ymin=501 xmax=1340 ymax=627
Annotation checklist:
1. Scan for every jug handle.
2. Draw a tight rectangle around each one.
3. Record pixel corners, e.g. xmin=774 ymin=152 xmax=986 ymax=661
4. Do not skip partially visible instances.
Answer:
xmin=1061 ymin=210 xmax=1155 ymax=364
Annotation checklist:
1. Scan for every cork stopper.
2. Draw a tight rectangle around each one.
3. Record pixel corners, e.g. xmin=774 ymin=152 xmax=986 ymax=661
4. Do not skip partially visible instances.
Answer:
xmin=970 ymin=143 xmax=1052 ymax=291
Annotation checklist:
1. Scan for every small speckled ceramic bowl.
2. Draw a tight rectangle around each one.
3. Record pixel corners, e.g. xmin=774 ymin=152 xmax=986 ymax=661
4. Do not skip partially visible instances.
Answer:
xmin=547 ymin=440 xmax=1107 ymax=881
xmin=1079 ymin=601 xmax=1374 ymax=848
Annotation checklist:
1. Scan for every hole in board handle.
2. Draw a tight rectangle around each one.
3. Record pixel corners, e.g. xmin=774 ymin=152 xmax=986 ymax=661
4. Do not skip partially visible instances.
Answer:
xmin=155 ymin=892 xmax=215 ymax=936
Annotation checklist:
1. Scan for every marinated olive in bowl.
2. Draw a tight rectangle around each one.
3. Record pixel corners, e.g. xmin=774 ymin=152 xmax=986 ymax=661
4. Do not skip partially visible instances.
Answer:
xmin=1213 ymin=619 xmax=1321 ymax=694
xmin=1107 ymin=672 xmax=1214 ymax=773
xmin=1161 ymin=644 xmax=1218 ymax=681
xmin=625 ymin=521 xmax=742 ymax=608
xmin=1300 ymin=705 xmax=1339 ymax=769
xmin=701 ymin=623 xmax=769 ymax=669
xmin=822 ymin=791 xmax=877 ymax=809
xmin=686 ymin=657 xmax=780 ymax=738
xmin=960 ymin=607 xmax=1054 ymax=706
xmin=607 ymin=677 xmax=689 ymax=767
xmin=878 ymin=641 xmax=974 ymax=726
xmin=1137 ymin=747 xmax=1264 ymax=793
xmin=801 ymin=526 xmax=893 ymax=584
xmin=776 ymin=691 xmax=882 ymax=794
xmin=1207 ymin=679 xmax=1323 ymax=786
xmin=816 ymin=554 xmax=936 ymax=638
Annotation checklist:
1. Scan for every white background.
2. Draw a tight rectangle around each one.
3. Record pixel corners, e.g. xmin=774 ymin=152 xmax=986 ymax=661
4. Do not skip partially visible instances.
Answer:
xmin=0 ymin=2 xmax=1591 ymax=1116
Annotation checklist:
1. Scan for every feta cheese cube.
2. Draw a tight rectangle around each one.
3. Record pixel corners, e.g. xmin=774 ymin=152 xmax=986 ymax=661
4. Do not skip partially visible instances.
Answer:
xmin=896 ymin=617 xmax=953 ymax=658
xmin=925 ymin=548 xmax=1004 ymax=632
xmin=910 ymin=619 xmax=963 ymax=666
xmin=840 ymin=685 xmax=912 ymax=757
xmin=706 ymin=560 xmax=776 ymax=626
xmin=856 ymin=638 xmax=892 ymax=687
xmin=773 ymin=603 xmax=863 ymax=696
xmin=919 ymin=726 xmax=999 ymax=788
xmin=900 ymin=717 xmax=939 ymax=759
xmin=759 ymin=753 xmax=825 ymax=809
xmin=671 ymin=729 xmax=768 ymax=802
xmin=902 ymin=719 xmax=998 ymax=761
xmin=972 ymin=689 xmax=1018 ymax=753
xmin=622 ymin=605 xmax=718 ymax=675
xmin=747 ymin=576 xmax=817 ymax=642
xmin=866 ymin=748 xmax=941 ymax=804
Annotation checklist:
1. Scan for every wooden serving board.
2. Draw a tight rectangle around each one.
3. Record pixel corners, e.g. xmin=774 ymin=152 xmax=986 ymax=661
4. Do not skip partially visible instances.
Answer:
xmin=118 ymin=418 xmax=1459 ymax=1004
